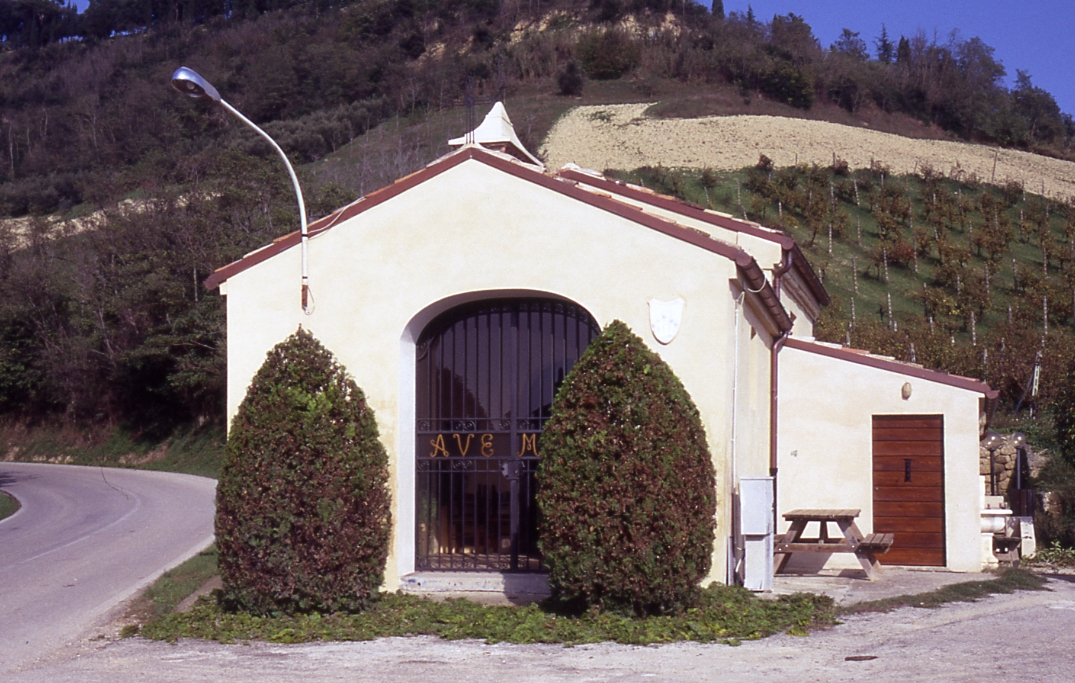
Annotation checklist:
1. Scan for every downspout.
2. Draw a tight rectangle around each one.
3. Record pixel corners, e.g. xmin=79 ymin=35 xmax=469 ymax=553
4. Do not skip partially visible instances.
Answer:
xmin=770 ymin=249 xmax=794 ymax=529
xmin=729 ymin=290 xmax=746 ymax=585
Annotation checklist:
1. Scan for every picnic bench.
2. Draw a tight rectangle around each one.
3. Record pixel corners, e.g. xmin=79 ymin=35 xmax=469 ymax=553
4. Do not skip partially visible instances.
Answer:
xmin=773 ymin=509 xmax=894 ymax=581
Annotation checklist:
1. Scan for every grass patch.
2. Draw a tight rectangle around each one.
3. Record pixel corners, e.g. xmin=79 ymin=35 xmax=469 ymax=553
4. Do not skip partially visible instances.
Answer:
xmin=1025 ymin=541 xmax=1075 ymax=568
xmin=838 ymin=568 xmax=1047 ymax=615
xmin=143 ymin=546 xmax=220 ymax=616
xmin=123 ymin=546 xmax=220 ymax=634
xmin=139 ymin=584 xmax=836 ymax=646
xmin=0 ymin=490 xmax=19 ymax=521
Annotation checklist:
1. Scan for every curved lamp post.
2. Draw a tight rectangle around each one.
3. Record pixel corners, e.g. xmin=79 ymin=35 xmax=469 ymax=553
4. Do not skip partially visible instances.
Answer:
xmin=171 ymin=66 xmax=311 ymax=313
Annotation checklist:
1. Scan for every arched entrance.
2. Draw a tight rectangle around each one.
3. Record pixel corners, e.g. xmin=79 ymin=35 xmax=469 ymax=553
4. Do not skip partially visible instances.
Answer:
xmin=415 ymin=298 xmax=600 ymax=572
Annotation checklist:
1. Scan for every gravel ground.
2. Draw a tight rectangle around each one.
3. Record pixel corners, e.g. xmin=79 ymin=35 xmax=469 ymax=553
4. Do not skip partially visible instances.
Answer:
xmin=542 ymin=104 xmax=1075 ymax=199
xmin=6 ymin=575 xmax=1075 ymax=682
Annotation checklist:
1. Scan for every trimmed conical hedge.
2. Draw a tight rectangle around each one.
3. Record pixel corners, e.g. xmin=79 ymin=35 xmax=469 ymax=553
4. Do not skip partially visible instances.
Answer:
xmin=538 ymin=320 xmax=716 ymax=616
xmin=216 ymin=328 xmax=391 ymax=615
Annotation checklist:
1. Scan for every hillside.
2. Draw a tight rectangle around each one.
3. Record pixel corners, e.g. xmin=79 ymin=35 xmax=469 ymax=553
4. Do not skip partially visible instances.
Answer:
xmin=0 ymin=0 xmax=1073 ymax=441
xmin=594 ymin=156 xmax=1075 ymax=421
xmin=2 ymin=0 xmax=1073 ymax=222
xmin=543 ymin=104 xmax=1075 ymax=200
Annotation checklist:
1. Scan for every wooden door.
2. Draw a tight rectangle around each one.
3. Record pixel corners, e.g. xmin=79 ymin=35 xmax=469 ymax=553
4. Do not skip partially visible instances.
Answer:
xmin=872 ymin=415 xmax=946 ymax=566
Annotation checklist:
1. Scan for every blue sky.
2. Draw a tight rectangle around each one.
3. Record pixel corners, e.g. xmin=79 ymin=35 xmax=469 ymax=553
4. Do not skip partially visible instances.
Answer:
xmin=68 ymin=0 xmax=1073 ymax=115
xmin=722 ymin=1 xmax=1075 ymax=116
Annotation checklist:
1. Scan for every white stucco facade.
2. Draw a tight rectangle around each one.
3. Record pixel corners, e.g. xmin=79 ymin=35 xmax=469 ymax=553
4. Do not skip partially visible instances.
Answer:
xmin=211 ymin=120 xmax=996 ymax=589
xmin=219 ymin=150 xmax=789 ymax=588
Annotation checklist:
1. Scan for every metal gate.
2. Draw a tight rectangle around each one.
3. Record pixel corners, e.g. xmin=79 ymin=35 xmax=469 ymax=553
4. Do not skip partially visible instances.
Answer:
xmin=415 ymin=298 xmax=600 ymax=571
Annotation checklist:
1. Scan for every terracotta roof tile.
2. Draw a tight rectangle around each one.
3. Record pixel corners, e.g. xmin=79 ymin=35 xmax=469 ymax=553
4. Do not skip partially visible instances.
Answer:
xmin=786 ymin=337 xmax=998 ymax=398
xmin=555 ymin=166 xmax=830 ymax=307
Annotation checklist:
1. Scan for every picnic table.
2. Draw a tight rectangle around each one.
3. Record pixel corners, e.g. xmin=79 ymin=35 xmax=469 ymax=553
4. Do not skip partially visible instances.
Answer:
xmin=773 ymin=509 xmax=894 ymax=581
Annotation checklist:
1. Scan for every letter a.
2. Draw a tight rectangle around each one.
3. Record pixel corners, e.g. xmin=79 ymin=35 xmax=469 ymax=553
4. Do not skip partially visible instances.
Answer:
xmin=429 ymin=434 xmax=450 ymax=458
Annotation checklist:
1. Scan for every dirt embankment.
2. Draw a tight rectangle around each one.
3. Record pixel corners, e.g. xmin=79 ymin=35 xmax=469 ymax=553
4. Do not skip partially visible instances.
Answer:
xmin=541 ymin=103 xmax=1075 ymax=199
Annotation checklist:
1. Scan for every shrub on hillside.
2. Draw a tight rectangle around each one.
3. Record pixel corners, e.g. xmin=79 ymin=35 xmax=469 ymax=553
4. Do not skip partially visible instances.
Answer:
xmin=557 ymin=61 xmax=584 ymax=96
xmin=537 ymin=320 xmax=716 ymax=616
xmin=1054 ymin=362 xmax=1075 ymax=467
xmin=577 ymin=30 xmax=641 ymax=80
xmin=216 ymin=328 xmax=391 ymax=615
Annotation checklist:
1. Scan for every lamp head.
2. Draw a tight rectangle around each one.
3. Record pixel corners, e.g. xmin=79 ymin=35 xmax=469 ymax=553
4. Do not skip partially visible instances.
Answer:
xmin=982 ymin=430 xmax=1001 ymax=451
xmin=171 ymin=67 xmax=221 ymax=103
xmin=1011 ymin=432 xmax=1027 ymax=449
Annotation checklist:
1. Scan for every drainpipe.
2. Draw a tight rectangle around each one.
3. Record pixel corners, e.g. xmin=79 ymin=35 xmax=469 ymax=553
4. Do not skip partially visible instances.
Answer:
xmin=729 ymin=290 xmax=746 ymax=584
xmin=770 ymin=249 xmax=794 ymax=529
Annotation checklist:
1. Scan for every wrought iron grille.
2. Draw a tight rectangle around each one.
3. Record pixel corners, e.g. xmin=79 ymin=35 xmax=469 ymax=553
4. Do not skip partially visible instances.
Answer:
xmin=415 ymin=298 xmax=600 ymax=572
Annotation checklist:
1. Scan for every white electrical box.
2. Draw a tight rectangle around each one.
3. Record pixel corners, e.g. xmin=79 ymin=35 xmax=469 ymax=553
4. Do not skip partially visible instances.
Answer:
xmin=740 ymin=477 xmax=775 ymax=535
xmin=1015 ymin=516 xmax=1036 ymax=558
xmin=739 ymin=476 xmax=775 ymax=592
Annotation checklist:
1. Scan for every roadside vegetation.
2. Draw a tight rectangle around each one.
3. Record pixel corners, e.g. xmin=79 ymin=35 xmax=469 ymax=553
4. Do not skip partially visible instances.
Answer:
xmin=127 ymin=561 xmax=1050 ymax=646
xmin=136 ymin=586 xmax=835 ymax=646
xmin=0 ymin=423 xmax=224 ymax=478
xmin=0 ymin=490 xmax=19 ymax=521
xmin=122 ymin=546 xmax=221 ymax=635
xmin=1024 ymin=542 xmax=1075 ymax=569
xmin=837 ymin=568 xmax=1046 ymax=615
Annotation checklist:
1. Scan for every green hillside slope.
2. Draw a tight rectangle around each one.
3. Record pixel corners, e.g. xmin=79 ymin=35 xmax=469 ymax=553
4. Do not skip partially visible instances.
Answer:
xmin=612 ymin=160 xmax=1075 ymax=416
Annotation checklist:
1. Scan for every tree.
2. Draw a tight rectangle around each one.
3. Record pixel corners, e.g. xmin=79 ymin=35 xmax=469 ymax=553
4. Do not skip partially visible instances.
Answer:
xmin=1012 ymin=70 xmax=1067 ymax=144
xmin=1054 ymin=361 xmax=1075 ymax=467
xmin=538 ymin=321 xmax=716 ymax=616
xmin=216 ymin=328 xmax=391 ymax=615
xmin=557 ymin=61 xmax=584 ymax=96
xmin=768 ymin=13 xmax=820 ymax=66
xmin=577 ymin=29 xmax=641 ymax=80
xmin=874 ymin=24 xmax=894 ymax=64
xmin=0 ymin=0 xmax=76 ymax=48
xmin=896 ymin=35 xmax=911 ymax=65
xmin=831 ymin=28 xmax=867 ymax=61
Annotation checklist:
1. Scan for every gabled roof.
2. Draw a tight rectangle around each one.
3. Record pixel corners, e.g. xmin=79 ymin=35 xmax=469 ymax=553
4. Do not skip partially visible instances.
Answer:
xmin=204 ymin=146 xmax=793 ymax=333
xmin=556 ymin=166 xmax=831 ymax=307
xmin=785 ymin=337 xmax=999 ymax=399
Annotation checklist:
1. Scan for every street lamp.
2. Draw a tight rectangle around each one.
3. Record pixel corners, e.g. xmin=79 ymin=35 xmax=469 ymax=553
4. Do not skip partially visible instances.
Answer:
xmin=171 ymin=66 xmax=312 ymax=313
xmin=982 ymin=430 xmax=1002 ymax=496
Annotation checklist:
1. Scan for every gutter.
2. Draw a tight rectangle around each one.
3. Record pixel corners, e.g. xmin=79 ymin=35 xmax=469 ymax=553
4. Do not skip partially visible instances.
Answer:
xmin=735 ymin=252 xmax=793 ymax=334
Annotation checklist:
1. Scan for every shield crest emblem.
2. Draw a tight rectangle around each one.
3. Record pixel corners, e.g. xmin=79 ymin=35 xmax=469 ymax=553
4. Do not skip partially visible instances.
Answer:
xmin=648 ymin=297 xmax=685 ymax=345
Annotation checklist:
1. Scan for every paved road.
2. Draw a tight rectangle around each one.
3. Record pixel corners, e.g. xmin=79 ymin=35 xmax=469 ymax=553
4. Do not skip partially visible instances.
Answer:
xmin=6 ymin=575 xmax=1075 ymax=682
xmin=0 ymin=463 xmax=216 ymax=675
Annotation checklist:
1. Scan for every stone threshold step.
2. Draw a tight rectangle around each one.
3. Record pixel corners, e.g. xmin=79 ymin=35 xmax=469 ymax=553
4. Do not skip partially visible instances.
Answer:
xmin=401 ymin=571 xmax=550 ymax=596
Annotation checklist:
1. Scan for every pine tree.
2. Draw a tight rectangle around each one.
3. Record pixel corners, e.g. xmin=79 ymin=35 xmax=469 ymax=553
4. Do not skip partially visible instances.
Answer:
xmin=875 ymin=24 xmax=895 ymax=64
xmin=896 ymin=36 xmax=912 ymax=65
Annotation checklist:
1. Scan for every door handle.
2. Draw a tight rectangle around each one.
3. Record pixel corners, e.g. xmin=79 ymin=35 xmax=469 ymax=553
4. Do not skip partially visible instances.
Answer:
xmin=904 ymin=458 xmax=912 ymax=483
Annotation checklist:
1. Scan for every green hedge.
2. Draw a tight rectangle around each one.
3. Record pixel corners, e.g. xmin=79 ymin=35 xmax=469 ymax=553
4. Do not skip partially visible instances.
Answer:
xmin=538 ymin=320 xmax=716 ymax=616
xmin=216 ymin=328 xmax=391 ymax=615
